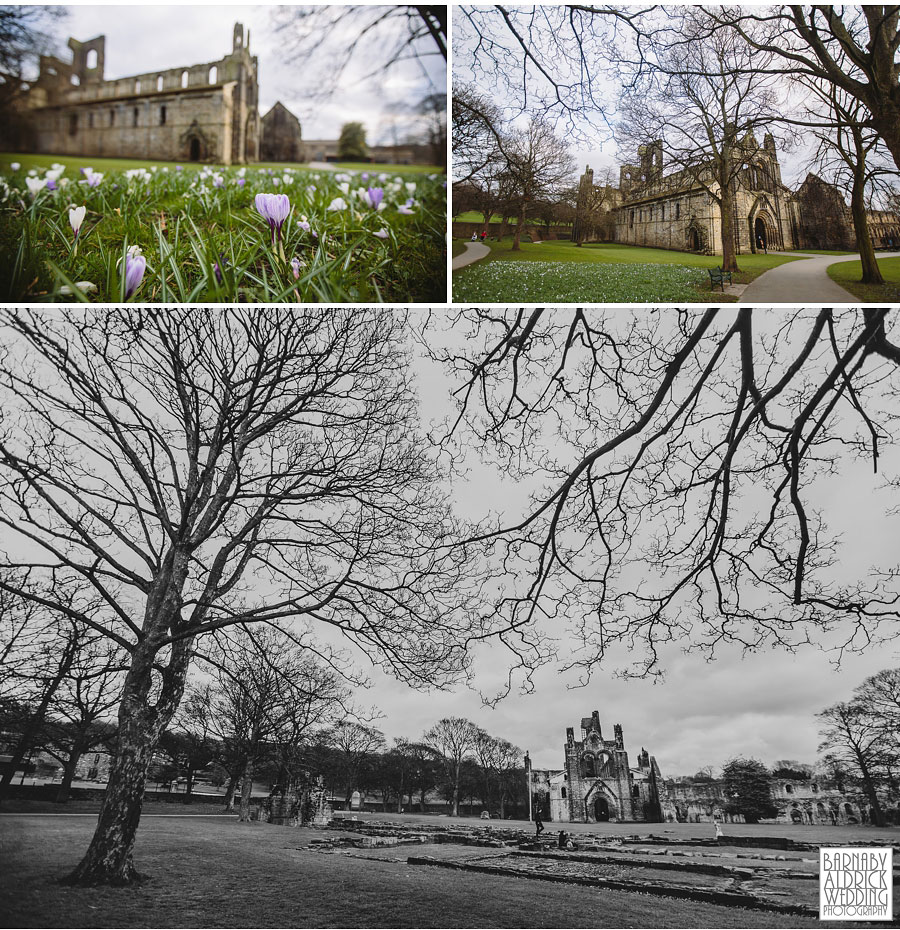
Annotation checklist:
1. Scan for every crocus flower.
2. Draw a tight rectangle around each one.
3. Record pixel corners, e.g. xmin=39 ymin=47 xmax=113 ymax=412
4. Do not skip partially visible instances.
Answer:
xmin=25 ymin=176 xmax=44 ymax=196
xmin=365 ymin=186 xmax=384 ymax=210
xmin=121 ymin=246 xmax=146 ymax=299
xmin=397 ymin=203 xmax=415 ymax=214
xmin=326 ymin=197 xmax=348 ymax=211
xmin=46 ymin=179 xmax=57 ymax=190
xmin=291 ymin=256 xmax=301 ymax=279
xmin=254 ymin=192 xmax=291 ymax=243
xmin=10 ymin=162 xmax=20 ymax=171
xmin=297 ymin=218 xmax=311 ymax=232
xmin=175 ymin=165 xmax=183 ymax=171
xmin=237 ymin=178 xmax=246 ymax=187
xmin=337 ymin=181 xmax=350 ymax=195
xmin=46 ymin=167 xmax=65 ymax=181
xmin=84 ymin=172 xmax=103 ymax=187
xmin=212 ymin=174 xmax=224 ymax=188
xmin=68 ymin=205 xmax=86 ymax=238
xmin=373 ymin=229 xmax=389 ymax=239
xmin=213 ymin=254 xmax=229 ymax=284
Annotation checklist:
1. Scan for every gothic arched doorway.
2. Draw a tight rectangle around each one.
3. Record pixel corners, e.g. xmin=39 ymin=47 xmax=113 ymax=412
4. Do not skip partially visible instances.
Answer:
xmin=754 ymin=217 xmax=768 ymax=252
xmin=689 ymin=228 xmax=701 ymax=251
xmin=594 ymin=796 xmax=610 ymax=822
xmin=190 ymin=137 xmax=201 ymax=161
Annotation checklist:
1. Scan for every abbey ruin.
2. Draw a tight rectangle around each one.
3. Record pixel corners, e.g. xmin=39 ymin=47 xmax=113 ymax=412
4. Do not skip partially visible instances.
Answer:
xmin=527 ymin=710 xmax=897 ymax=827
xmin=574 ymin=135 xmax=900 ymax=255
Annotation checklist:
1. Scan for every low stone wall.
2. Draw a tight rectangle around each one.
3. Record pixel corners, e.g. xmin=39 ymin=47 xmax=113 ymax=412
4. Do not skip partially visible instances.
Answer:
xmin=452 ymin=220 xmax=572 ymax=241
xmin=4 ymin=783 xmax=227 ymax=805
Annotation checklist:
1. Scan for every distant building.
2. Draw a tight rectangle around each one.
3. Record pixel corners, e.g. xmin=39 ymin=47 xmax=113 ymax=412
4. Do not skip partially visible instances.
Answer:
xmin=575 ymin=135 xmax=900 ymax=254
xmin=18 ymin=24 xmax=260 ymax=165
xmin=260 ymin=101 xmax=304 ymax=163
xmin=527 ymin=710 xmax=663 ymax=823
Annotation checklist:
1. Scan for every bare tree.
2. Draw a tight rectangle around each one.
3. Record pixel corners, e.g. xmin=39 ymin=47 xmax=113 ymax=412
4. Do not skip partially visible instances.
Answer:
xmin=818 ymin=701 xmax=888 ymax=826
xmin=39 ymin=633 xmax=123 ymax=804
xmin=423 ymin=716 xmax=480 ymax=815
xmin=618 ymin=11 xmax=785 ymax=271
xmin=272 ymin=5 xmax=445 ymax=104
xmin=422 ymin=308 xmax=900 ymax=693
xmin=710 ymin=6 xmax=900 ymax=173
xmin=326 ymin=720 xmax=386 ymax=808
xmin=0 ymin=309 xmax=502 ymax=884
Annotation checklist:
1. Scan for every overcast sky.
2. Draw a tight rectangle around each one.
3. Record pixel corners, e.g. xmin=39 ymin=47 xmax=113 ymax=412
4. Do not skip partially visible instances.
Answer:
xmin=39 ymin=3 xmax=444 ymax=143
xmin=359 ymin=311 xmax=900 ymax=778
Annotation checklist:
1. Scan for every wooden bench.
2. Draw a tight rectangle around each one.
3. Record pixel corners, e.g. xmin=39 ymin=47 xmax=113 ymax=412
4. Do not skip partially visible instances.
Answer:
xmin=708 ymin=266 xmax=733 ymax=291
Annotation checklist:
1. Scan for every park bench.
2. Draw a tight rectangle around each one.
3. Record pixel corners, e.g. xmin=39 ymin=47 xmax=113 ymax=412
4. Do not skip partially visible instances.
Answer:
xmin=708 ymin=266 xmax=733 ymax=291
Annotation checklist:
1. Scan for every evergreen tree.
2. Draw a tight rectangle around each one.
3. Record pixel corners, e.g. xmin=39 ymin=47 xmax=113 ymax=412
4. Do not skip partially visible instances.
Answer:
xmin=338 ymin=122 xmax=368 ymax=161
xmin=721 ymin=757 xmax=777 ymax=823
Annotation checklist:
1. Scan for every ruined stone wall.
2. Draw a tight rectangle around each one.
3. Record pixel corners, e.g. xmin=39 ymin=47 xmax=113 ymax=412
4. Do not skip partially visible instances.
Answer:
xmin=23 ymin=23 xmax=259 ymax=165
xmin=260 ymin=102 xmax=303 ymax=163
xmin=562 ymin=712 xmax=637 ymax=824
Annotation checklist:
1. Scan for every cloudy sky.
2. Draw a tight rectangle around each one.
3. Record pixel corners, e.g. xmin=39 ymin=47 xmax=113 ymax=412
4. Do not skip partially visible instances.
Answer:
xmin=37 ymin=3 xmax=444 ymax=143
xmin=358 ymin=311 xmax=900 ymax=779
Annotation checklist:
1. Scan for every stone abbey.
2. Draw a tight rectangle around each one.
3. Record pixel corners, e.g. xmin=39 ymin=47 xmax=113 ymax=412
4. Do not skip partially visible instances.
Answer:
xmin=527 ymin=710 xmax=895 ymax=827
xmin=574 ymin=135 xmax=900 ymax=255
xmin=19 ymin=25 xmax=280 ymax=166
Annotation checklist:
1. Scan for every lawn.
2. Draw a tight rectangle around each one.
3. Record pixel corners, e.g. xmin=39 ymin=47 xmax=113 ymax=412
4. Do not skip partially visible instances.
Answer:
xmin=0 ymin=814 xmax=841 ymax=928
xmin=0 ymin=155 xmax=446 ymax=302
xmin=0 ymin=153 xmax=438 ymax=177
xmin=452 ymin=239 xmax=469 ymax=258
xmin=826 ymin=255 xmax=900 ymax=302
xmin=452 ymin=238 xmax=803 ymax=302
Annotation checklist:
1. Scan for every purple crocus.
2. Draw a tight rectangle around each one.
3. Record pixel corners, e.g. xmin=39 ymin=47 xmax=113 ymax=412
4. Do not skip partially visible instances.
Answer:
xmin=365 ymin=186 xmax=384 ymax=210
xmin=237 ymin=178 xmax=246 ymax=187
xmin=122 ymin=248 xmax=146 ymax=299
xmin=291 ymin=256 xmax=301 ymax=280
xmin=46 ymin=179 xmax=57 ymax=190
xmin=254 ymin=192 xmax=291 ymax=244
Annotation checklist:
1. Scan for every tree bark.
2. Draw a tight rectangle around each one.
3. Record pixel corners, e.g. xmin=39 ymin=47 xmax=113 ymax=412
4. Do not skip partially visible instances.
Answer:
xmin=238 ymin=765 xmax=254 ymax=822
xmin=511 ymin=204 xmax=526 ymax=251
xmin=850 ymin=161 xmax=884 ymax=285
xmin=223 ymin=771 xmax=239 ymax=812
xmin=65 ymin=633 xmax=192 ymax=885
xmin=718 ymin=171 xmax=740 ymax=273
xmin=55 ymin=746 xmax=85 ymax=804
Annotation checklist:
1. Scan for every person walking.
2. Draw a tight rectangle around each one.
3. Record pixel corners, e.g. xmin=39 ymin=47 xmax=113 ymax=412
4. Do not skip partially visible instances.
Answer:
xmin=534 ymin=808 xmax=544 ymax=837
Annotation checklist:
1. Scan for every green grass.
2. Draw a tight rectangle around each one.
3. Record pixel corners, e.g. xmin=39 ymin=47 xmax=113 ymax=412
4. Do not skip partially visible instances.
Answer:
xmin=452 ymin=240 xmax=469 ymax=258
xmin=0 ymin=814 xmax=841 ymax=928
xmin=334 ymin=161 xmax=440 ymax=175
xmin=827 ymin=255 xmax=900 ymax=302
xmin=452 ymin=238 xmax=804 ymax=302
xmin=0 ymin=155 xmax=446 ymax=302
xmin=794 ymin=248 xmax=857 ymax=255
xmin=452 ymin=212 xmax=574 ymax=226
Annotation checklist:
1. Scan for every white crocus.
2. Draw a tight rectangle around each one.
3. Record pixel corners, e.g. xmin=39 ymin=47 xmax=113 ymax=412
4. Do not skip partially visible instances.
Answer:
xmin=25 ymin=176 xmax=44 ymax=196
xmin=10 ymin=162 xmax=20 ymax=171
xmin=338 ymin=181 xmax=350 ymax=195
xmin=68 ymin=205 xmax=86 ymax=237
xmin=326 ymin=197 xmax=348 ymax=211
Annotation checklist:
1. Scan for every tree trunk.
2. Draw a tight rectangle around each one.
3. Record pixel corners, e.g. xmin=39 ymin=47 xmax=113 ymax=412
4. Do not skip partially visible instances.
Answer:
xmin=858 ymin=757 xmax=885 ymax=827
xmin=511 ymin=204 xmax=526 ymax=251
xmin=238 ymin=765 xmax=254 ymax=822
xmin=869 ymin=102 xmax=900 ymax=175
xmin=850 ymin=163 xmax=884 ymax=285
xmin=223 ymin=771 xmax=239 ymax=811
xmin=55 ymin=747 xmax=85 ymax=804
xmin=66 ymin=634 xmax=192 ymax=885
xmin=718 ymin=181 xmax=739 ymax=274
xmin=183 ymin=767 xmax=194 ymax=804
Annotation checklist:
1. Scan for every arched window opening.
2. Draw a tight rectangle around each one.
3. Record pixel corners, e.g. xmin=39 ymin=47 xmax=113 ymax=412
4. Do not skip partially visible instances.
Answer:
xmin=68 ymin=113 xmax=77 ymax=135
xmin=70 ymin=75 xmax=80 ymax=86
xmin=208 ymin=66 xmax=217 ymax=84
xmin=135 ymin=79 xmax=141 ymax=93
xmin=86 ymin=49 xmax=98 ymax=69
xmin=133 ymin=106 xmax=139 ymax=127
xmin=181 ymin=70 xmax=188 ymax=88
xmin=110 ymin=109 xmax=115 ymax=126
xmin=157 ymin=75 xmax=163 ymax=92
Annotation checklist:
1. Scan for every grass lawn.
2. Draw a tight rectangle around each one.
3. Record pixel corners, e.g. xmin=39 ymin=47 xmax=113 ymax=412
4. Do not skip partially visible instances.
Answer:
xmin=0 ymin=153 xmax=440 ymax=177
xmin=827 ymin=255 xmax=900 ymax=302
xmin=452 ymin=238 xmax=803 ymax=302
xmin=452 ymin=239 xmax=469 ymax=258
xmin=0 ymin=814 xmax=841 ymax=928
xmin=334 ymin=161 xmax=440 ymax=175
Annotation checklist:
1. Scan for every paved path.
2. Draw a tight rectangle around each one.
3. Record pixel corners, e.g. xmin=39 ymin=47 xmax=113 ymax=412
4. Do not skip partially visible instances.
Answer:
xmin=739 ymin=251 xmax=900 ymax=303
xmin=452 ymin=241 xmax=490 ymax=270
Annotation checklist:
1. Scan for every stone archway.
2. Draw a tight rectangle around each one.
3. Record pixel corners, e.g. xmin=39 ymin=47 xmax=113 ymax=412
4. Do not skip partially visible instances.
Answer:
xmin=754 ymin=216 xmax=768 ymax=251
xmin=594 ymin=795 xmax=610 ymax=822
